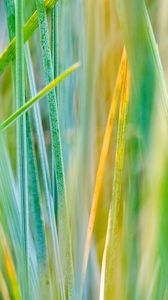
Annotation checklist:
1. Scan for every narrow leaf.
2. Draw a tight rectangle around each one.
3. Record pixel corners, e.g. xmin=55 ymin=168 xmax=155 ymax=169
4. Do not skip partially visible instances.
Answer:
xmin=82 ymin=49 xmax=127 ymax=285
xmin=0 ymin=0 xmax=58 ymax=75
xmin=35 ymin=0 xmax=74 ymax=296
xmin=0 ymin=62 xmax=80 ymax=131
xmin=15 ymin=0 xmax=29 ymax=297
xmin=0 ymin=225 xmax=21 ymax=300
xmin=100 ymin=62 xmax=130 ymax=300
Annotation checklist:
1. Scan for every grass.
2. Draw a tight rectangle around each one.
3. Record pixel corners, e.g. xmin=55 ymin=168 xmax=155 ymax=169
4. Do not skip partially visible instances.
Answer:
xmin=0 ymin=0 xmax=57 ymax=74
xmin=35 ymin=0 xmax=74 ymax=296
xmin=100 ymin=60 xmax=130 ymax=300
xmin=0 ymin=0 xmax=168 ymax=299
xmin=0 ymin=62 xmax=80 ymax=131
xmin=15 ymin=0 xmax=29 ymax=298
xmin=82 ymin=48 xmax=127 ymax=286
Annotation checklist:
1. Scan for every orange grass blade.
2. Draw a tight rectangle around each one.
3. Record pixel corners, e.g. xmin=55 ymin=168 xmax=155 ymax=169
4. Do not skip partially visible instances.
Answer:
xmin=82 ymin=48 xmax=128 ymax=284
xmin=100 ymin=63 xmax=130 ymax=300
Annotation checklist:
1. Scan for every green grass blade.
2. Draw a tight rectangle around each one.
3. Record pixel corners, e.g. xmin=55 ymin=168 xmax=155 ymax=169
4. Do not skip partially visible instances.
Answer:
xmin=143 ymin=3 xmax=168 ymax=117
xmin=25 ymin=42 xmax=65 ymax=298
xmin=4 ymin=0 xmax=43 ymax=297
xmin=116 ymin=0 xmax=168 ymax=137
xmin=4 ymin=0 xmax=15 ymax=40
xmin=0 ymin=137 xmax=21 ymax=256
xmin=4 ymin=0 xmax=16 ymax=114
xmin=2 ymin=0 xmax=20 ymax=255
xmin=116 ymin=2 xmax=167 ymax=298
xmin=26 ymin=112 xmax=49 ymax=297
xmin=25 ymin=46 xmax=65 ymax=299
xmin=51 ymin=3 xmax=58 ymax=206
xmin=35 ymin=0 xmax=74 ymax=296
xmin=15 ymin=0 xmax=29 ymax=298
xmin=0 ymin=62 xmax=79 ymax=131
xmin=25 ymin=43 xmax=52 ymax=202
xmin=0 ymin=0 xmax=58 ymax=75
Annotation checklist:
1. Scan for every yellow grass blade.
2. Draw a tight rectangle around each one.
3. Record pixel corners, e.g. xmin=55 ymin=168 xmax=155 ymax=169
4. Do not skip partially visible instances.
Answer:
xmin=82 ymin=48 xmax=128 ymax=284
xmin=100 ymin=63 xmax=130 ymax=300
xmin=0 ymin=226 xmax=21 ymax=300
xmin=0 ymin=271 xmax=11 ymax=300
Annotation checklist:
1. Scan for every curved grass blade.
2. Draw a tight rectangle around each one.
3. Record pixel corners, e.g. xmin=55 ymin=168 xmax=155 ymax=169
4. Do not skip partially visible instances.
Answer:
xmin=0 ymin=62 xmax=80 ymax=131
xmin=82 ymin=49 xmax=127 ymax=286
xmin=99 ymin=63 xmax=130 ymax=300
xmin=0 ymin=0 xmax=58 ymax=75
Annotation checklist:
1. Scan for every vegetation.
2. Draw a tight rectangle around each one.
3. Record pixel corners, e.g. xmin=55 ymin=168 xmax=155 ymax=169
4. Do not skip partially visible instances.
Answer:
xmin=0 ymin=0 xmax=168 ymax=299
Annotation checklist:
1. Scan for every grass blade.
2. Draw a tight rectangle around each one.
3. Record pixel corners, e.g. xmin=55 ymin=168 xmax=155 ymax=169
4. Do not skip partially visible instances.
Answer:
xmin=25 ymin=43 xmax=66 ymax=298
xmin=0 ymin=138 xmax=21 ymax=257
xmin=25 ymin=112 xmax=48 ymax=297
xmin=25 ymin=44 xmax=52 ymax=200
xmin=0 ymin=271 xmax=11 ymax=300
xmin=1 ymin=0 xmax=20 ymax=269
xmin=35 ymin=0 xmax=74 ymax=296
xmin=0 ymin=0 xmax=58 ymax=75
xmin=15 ymin=0 xmax=29 ymax=297
xmin=0 ymin=62 xmax=80 ymax=131
xmin=4 ymin=0 xmax=15 ymax=40
xmin=116 ymin=0 xmax=168 ymax=136
xmin=51 ymin=3 xmax=58 ymax=206
xmin=99 ymin=62 xmax=130 ymax=300
xmin=143 ymin=2 xmax=168 ymax=117
xmin=82 ymin=48 xmax=127 ymax=285
xmin=4 ymin=0 xmax=45 ymax=297
xmin=0 ymin=225 xmax=21 ymax=300
xmin=116 ymin=2 xmax=165 ymax=297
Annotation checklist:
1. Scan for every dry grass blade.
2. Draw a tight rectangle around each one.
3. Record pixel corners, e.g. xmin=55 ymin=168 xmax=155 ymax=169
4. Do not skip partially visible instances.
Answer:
xmin=82 ymin=48 xmax=127 ymax=284
xmin=100 ymin=62 xmax=130 ymax=300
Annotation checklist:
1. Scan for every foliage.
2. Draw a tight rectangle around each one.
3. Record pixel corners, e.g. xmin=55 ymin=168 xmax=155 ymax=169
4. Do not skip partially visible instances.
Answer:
xmin=0 ymin=0 xmax=168 ymax=299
